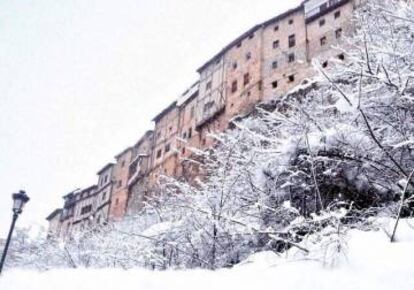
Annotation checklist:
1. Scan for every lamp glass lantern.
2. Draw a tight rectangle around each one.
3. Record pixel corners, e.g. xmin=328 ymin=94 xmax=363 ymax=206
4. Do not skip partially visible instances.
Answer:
xmin=12 ymin=190 xmax=30 ymax=214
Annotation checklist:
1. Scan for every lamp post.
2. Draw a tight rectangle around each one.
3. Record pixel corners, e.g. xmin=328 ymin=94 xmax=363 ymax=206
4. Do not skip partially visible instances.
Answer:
xmin=0 ymin=190 xmax=30 ymax=274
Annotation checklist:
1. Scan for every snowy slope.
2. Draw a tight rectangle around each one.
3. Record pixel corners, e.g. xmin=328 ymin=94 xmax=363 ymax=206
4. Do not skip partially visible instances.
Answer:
xmin=1 ymin=219 xmax=413 ymax=290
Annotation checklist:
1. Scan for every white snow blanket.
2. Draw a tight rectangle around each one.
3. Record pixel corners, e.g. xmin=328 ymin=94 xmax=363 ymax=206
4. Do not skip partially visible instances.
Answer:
xmin=1 ymin=219 xmax=414 ymax=290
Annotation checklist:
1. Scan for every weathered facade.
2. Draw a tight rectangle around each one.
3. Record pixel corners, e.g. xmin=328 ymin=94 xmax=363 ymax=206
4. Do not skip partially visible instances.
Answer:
xmin=109 ymin=148 xmax=133 ymax=220
xmin=47 ymin=0 xmax=361 ymax=235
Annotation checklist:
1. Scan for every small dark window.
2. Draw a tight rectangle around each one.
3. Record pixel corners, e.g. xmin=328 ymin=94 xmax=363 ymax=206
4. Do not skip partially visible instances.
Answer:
xmin=183 ymin=132 xmax=187 ymax=139
xmin=288 ymin=74 xmax=295 ymax=83
xmin=322 ymin=61 xmax=328 ymax=68
xmin=243 ymin=73 xmax=250 ymax=86
xmin=232 ymin=62 xmax=238 ymax=70
xmin=320 ymin=36 xmax=327 ymax=46
xmin=165 ymin=143 xmax=170 ymax=153
xmin=169 ymin=126 xmax=172 ymax=132
xmin=319 ymin=19 xmax=326 ymax=26
xmin=231 ymin=80 xmax=238 ymax=93
xmin=272 ymin=81 xmax=278 ymax=89
xmin=102 ymin=192 xmax=106 ymax=201
xmin=274 ymin=25 xmax=279 ymax=31
xmin=338 ymin=53 xmax=345 ymax=60
xmin=273 ymin=40 xmax=279 ymax=49
xmin=288 ymin=34 xmax=296 ymax=48
xmin=115 ymin=198 xmax=119 ymax=205
xmin=206 ymin=81 xmax=212 ymax=90
xmin=335 ymin=28 xmax=343 ymax=39
xmin=246 ymin=52 xmax=251 ymax=60
xmin=334 ymin=11 xmax=341 ymax=19
xmin=81 ymin=205 xmax=92 ymax=215
xmin=236 ymin=42 xmax=242 ymax=48
xmin=247 ymin=91 xmax=251 ymax=97
xmin=272 ymin=60 xmax=278 ymax=69
xmin=190 ymin=106 xmax=195 ymax=118
xmin=156 ymin=149 xmax=162 ymax=158
xmin=288 ymin=53 xmax=295 ymax=63
xmin=121 ymin=160 xmax=125 ymax=167
xmin=288 ymin=19 xmax=294 ymax=25
xmin=117 ymin=180 xmax=122 ymax=188
xmin=182 ymin=147 xmax=185 ymax=154
xmin=248 ymin=33 xmax=254 ymax=39
xmin=104 ymin=175 xmax=108 ymax=183
xmin=188 ymin=128 xmax=192 ymax=139
xmin=202 ymin=139 xmax=206 ymax=146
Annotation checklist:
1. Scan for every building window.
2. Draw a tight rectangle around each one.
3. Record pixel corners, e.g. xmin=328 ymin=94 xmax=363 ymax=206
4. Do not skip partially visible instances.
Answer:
xmin=248 ymin=33 xmax=254 ymax=39
xmin=232 ymin=62 xmax=238 ymax=70
xmin=288 ymin=74 xmax=295 ymax=83
xmin=202 ymin=139 xmax=206 ymax=146
xmin=231 ymin=80 xmax=238 ymax=93
xmin=272 ymin=81 xmax=278 ymax=89
xmin=169 ymin=126 xmax=172 ymax=132
xmin=274 ymin=25 xmax=279 ymax=31
xmin=203 ymin=101 xmax=214 ymax=112
xmin=188 ymin=128 xmax=192 ymax=139
xmin=156 ymin=149 xmax=162 ymax=159
xmin=288 ymin=53 xmax=295 ymax=63
xmin=322 ymin=61 xmax=328 ymax=68
xmin=121 ymin=160 xmax=125 ymax=168
xmin=243 ymin=73 xmax=250 ymax=86
xmin=165 ymin=143 xmax=170 ymax=153
xmin=338 ymin=53 xmax=345 ymax=60
xmin=334 ymin=10 xmax=341 ymax=19
xmin=183 ymin=132 xmax=187 ymax=139
xmin=320 ymin=36 xmax=327 ymax=46
xmin=206 ymin=81 xmax=212 ymax=90
xmin=102 ymin=192 xmax=106 ymax=201
xmin=115 ymin=198 xmax=119 ymax=205
xmin=182 ymin=147 xmax=186 ymax=155
xmin=81 ymin=205 xmax=92 ymax=215
xmin=117 ymin=180 xmax=122 ymax=188
xmin=104 ymin=175 xmax=108 ymax=183
xmin=272 ymin=60 xmax=278 ymax=69
xmin=288 ymin=19 xmax=294 ymax=25
xmin=288 ymin=34 xmax=296 ymax=48
xmin=236 ymin=42 xmax=242 ymax=48
xmin=245 ymin=52 xmax=251 ymax=61
xmin=272 ymin=40 xmax=279 ymax=49
xmin=335 ymin=28 xmax=343 ymax=39
xmin=190 ymin=106 xmax=195 ymax=118
xmin=319 ymin=19 xmax=326 ymax=27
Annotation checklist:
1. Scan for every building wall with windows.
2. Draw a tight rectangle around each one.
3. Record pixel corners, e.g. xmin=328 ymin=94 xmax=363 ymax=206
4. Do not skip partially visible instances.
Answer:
xmin=109 ymin=148 xmax=133 ymax=220
xmin=48 ymin=0 xmax=360 ymax=232
xmin=94 ymin=163 xmax=114 ymax=225
xmin=71 ymin=185 xmax=97 ymax=232
xmin=126 ymin=130 xmax=154 ymax=214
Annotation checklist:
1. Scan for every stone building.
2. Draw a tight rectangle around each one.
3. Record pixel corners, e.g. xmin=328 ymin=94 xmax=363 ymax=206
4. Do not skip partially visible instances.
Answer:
xmin=71 ymin=185 xmax=97 ymax=232
xmin=108 ymin=148 xmax=133 ymax=220
xmin=94 ymin=163 xmax=114 ymax=224
xmin=45 ymin=209 xmax=62 ymax=238
xmin=47 ymin=0 xmax=361 ymax=233
xmin=126 ymin=130 xmax=154 ymax=214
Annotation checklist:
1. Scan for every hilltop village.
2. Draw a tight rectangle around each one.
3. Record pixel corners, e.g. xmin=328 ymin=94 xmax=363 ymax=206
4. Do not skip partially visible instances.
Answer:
xmin=46 ymin=0 xmax=358 ymax=238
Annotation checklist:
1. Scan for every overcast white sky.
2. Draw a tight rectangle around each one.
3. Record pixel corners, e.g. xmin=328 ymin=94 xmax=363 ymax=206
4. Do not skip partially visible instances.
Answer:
xmin=0 ymin=0 xmax=302 ymax=238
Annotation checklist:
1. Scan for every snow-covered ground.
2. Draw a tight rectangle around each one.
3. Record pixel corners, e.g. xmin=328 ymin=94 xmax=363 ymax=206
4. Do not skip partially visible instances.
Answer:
xmin=1 ymin=219 xmax=414 ymax=290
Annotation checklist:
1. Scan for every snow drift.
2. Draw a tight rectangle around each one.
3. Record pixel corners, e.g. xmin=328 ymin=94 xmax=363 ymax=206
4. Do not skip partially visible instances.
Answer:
xmin=1 ymin=218 xmax=413 ymax=290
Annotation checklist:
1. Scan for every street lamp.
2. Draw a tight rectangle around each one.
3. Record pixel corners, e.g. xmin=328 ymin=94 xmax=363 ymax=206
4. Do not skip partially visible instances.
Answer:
xmin=0 ymin=190 xmax=30 ymax=274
